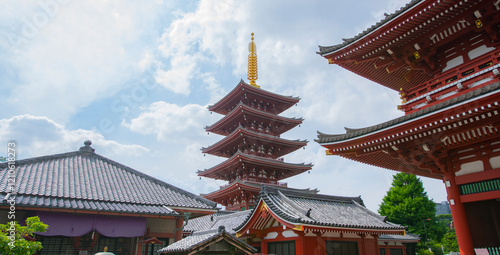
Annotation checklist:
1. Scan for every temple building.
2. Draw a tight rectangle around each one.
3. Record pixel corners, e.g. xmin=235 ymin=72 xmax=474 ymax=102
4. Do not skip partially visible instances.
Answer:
xmin=168 ymin=186 xmax=419 ymax=255
xmin=316 ymin=0 xmax=500 ymax=254
xmin=0 ymin=141 xmax=217 ymax=255
xmin=234 ymin=186 xmax=418 ymax=255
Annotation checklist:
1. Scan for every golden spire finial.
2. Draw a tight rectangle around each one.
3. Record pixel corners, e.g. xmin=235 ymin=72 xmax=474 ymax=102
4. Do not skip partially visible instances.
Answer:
xmin=247 ymin=33 xmax=259 ymax=88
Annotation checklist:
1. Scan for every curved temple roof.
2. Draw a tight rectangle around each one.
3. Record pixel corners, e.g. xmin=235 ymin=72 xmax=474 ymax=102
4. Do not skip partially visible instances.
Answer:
xmin=205 ymin=102 xmax=303 ymax=136
xmin=202 ymin=126 xmax=308 ymax=158
xmin=318 ymin=0 xmax=423 ymax=56
xmin=316 ymin=82 xmax=500 ymax=144
xmin=208 ymin=80 xmax=300 ymax=115
xmin=197 ymin=151 xmax=312 ymax=180
xmin=317 ymin=0 xmax=500 ymax=92
xmin=235 ymin=186 xmax=406 ymax=234
xmin=316 ymin=82 xmax=500 ymax=179
xmin=158 ymin=226 xmax=256 ymax=254
xmin=0 ymin=142 xmax=217 ymax=215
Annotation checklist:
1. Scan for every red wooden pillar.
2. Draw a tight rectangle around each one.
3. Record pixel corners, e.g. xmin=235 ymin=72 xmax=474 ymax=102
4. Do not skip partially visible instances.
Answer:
xmin=135 ymin=237 xmax=143 ymax=255
xmin=314 ymin=232 xmax=326 ymax=255
xmin=295 ymin=232 xmax=305 ymax=255
xmin=443 ymin=173 xmax=474 ymax=255
xmin=174 ymin=217 xmax=183 ymax=242
xmin=372 ymin=234 xmax=380 ymax=255
xmin=261 ymin=240 xmax=268 ymax=254
xmin=358 ymin=234 xmax=367 ymax=255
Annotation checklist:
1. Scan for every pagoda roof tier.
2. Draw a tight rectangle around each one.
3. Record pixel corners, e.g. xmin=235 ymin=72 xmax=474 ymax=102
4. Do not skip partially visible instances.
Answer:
xmin=202 ymin=180 xmax=319 ymax=207
xmin=201 ymin=127 xmax=308 ymax=158
xmin=208 ymin=80 xmax=300 ymax=115
xmin=197 ymin=151 xmax=313 ymax=181
xmin=317 ymin=0 xmax=500 ymax=92
xmin=206 ymin=102 xmax=303 ymax=136
xmin=202 ymin=180 xmax=262 ymax=203
xmin=316 ymin=81 xmax=500 ymax=179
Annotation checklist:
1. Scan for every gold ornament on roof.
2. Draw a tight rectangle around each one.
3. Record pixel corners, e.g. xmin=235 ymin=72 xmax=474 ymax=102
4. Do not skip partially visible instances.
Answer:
xmin=247 ymin=33 xmax=260 ymax=88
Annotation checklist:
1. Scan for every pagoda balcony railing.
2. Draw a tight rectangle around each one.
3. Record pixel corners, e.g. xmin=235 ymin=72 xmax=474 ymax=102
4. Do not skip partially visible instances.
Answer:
xmin=219 ymin=180 xmax=287 ymax=189
xmin=244 ymin=180 xmax=288 ymax=187
xmin=400 ymin=48 xmax=500 ymax=114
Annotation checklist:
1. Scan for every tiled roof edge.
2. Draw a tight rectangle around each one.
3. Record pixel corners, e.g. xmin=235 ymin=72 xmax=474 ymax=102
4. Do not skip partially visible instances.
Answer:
xmin=316 ymin=81 xmax=500 ymax=143
xmin=198 ymin=151 xmax=313 ymax=174
xmin=208 ymin=80 xmax=300 ymax=110
xmin=1 ymin=193 xmax=180 ymax=216
xmin=317 ymin=0 xmax=423 ymax=55
xmin=262 ymin=185 xmax=359 ymax=204
xmin=0 ymin=150 xmax=218 ymax=209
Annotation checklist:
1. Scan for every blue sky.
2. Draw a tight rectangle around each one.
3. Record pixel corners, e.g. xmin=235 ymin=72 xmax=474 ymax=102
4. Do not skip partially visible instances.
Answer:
xmin=0 ymin=0 xmax=446 ymax=212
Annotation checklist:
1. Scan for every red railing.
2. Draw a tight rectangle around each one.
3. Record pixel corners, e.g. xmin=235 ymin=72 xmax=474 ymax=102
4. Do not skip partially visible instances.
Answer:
xmin=400 ymin=48 xmax=500 ymax=114
xmin=219 ymin=179 xmax=288 ymax=189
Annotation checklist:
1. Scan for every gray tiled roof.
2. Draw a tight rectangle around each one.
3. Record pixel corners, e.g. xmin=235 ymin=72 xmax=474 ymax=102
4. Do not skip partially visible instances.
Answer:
xmin=236 ymin=186 xmax=405 ymax=231
xmin=158 ymin=226 xmax=256 ymax=254
xmin=159 ymin=230 xmax=220 ymax=253
xmin=435 ymin=201 xmax=451 ymax=215
xmin=317 ymin=0 xmax=422 ymax=55
xmin=184 ymin=210 xmax=251 ymax=234
xmin=0 ymin=142 xmax=217 ymax=215
xmin=380 ymin=233 xmax=420 ymax=242
xmin=316 ymin=81 xmax=500 ymax=143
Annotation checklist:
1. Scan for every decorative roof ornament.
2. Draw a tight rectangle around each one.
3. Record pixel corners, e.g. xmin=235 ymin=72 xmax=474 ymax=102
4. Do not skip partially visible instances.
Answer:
xmin=247 ymin=33 xmax=259 ymax=88
xmin=79 ymin=140 xmax=95 ymax=153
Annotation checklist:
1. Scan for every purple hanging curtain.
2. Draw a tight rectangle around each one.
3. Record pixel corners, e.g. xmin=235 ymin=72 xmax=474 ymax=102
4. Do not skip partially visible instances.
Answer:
xmin=36 ymin=212 xmax=94 ymax=237
xmin=36 ymin=211 xmax=146 ymax=237
xmin=95 ymin=215 xmax=146 ymax=237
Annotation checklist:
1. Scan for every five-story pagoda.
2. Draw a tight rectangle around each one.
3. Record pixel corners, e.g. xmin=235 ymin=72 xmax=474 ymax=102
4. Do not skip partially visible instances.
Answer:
xmin=199 ymin=34 xmax=313 ymax=211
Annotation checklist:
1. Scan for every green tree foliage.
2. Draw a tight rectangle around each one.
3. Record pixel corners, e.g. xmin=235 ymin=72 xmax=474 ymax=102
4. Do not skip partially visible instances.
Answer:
xmin=417 ymin=248 xmax=434 ymax=255
xmin=0 ymin=216 xmax=48 ymax=255
xmin=442 ymin=230 xmax=459 ymax=252
xmin=429 ymin=241 xmax=444 ymax=255
xmin=378 ymin=173 xmax=446 ymax=242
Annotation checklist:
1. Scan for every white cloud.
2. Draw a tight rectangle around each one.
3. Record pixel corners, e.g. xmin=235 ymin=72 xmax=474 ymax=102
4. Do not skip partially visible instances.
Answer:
xmin=0 ymin=0 xmax=167 ymax=123
xmin=155 ymin=0 xmax=251 ymax=97
xmin=155 ymin=55 xmax=196 ymax=95
xmin=123 ymin=101 xmax=215 ymax=142
xmin=0 ymin=114 xmax=149 ymax=159
xmin=200 ymin=72 xmax=227 ymax=104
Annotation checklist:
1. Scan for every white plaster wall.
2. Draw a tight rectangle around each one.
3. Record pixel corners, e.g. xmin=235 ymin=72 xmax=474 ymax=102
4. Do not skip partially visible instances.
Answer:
xmin=442 ymin=56 xmax=464 ymax=72
xmin=490 ymin=156 xmax=500 ymax=169
xmin=322 ymin=232 xmax=341 ymax=238
xmin=265 ymin=232 xmax=278 ymax=239
xmin=282 ymin=230 xmax=298 ymax=238
xmin=342 ymin=233 xmax=361 ymax=239
xmin=455 ymin=160 xmax=484 ymax=176
xmin=146 ymin=218 xmax=175 ymax=233
xmin=468 ymin=45 xmax=495 ymax=59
